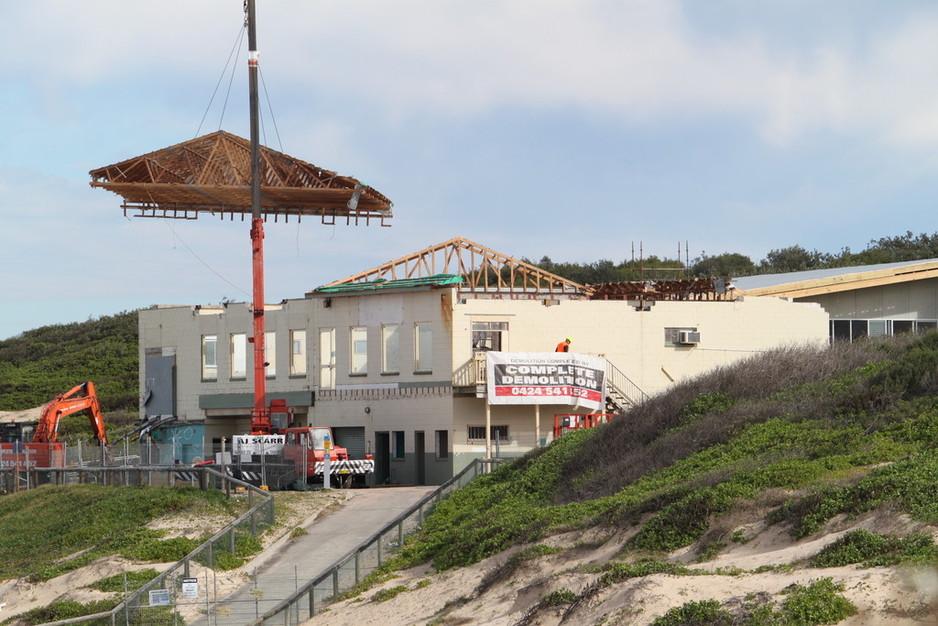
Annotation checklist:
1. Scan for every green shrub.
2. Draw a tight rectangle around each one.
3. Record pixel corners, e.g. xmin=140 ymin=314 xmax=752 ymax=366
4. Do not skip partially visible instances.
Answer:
xmin=811 ymin=529 xmax=938 ymax=568
xmin=123 ymin=536 xmax=201 ymax=562
xmin=542 ymin=588 xmax=577 ymax=605
xmin=780 ymin=578 xmax=857 ymax=624
xmin=629 ymin=485 xmax=742 ymax=552
xmin=88 ymin=568 xmax=160 ymax=592
xmin=679 ymin=393 xmax=737 ymax=426
xmin=10 ymin=599 xmax=117 ymax=625
xmin=599 ymin=560 xmax=692 ymax=587
xmin=373 ymin=585 xmax=409 ymax=602
xmin=651 ymin=599 xmax=732 ymax=625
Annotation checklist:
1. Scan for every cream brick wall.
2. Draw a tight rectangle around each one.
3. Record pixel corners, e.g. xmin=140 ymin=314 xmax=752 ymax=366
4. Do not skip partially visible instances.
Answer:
xmin=451 ymin=295 xmax=828 ymax=397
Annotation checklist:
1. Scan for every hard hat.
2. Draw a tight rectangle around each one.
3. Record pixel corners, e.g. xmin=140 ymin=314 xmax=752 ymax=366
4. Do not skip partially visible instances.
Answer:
xmin=566 ymin=337 xmax=572 ymax=342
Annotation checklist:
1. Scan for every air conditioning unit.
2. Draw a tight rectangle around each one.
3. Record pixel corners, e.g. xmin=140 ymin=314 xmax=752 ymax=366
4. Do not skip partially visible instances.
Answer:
xmin=678 ymin=330 xmax=700 ymax=345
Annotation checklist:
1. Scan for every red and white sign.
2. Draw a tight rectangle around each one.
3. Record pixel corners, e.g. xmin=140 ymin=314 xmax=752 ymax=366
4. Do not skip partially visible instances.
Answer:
xmin=486 ymin=352 xmax=607 ymax=411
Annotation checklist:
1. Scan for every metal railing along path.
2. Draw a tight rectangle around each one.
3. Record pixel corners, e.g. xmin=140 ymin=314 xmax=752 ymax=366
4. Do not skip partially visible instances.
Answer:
xmin=36 ymin=467 xmax=275 ymax=626
xmin=255 ymin=457 xmax=505 ymax=625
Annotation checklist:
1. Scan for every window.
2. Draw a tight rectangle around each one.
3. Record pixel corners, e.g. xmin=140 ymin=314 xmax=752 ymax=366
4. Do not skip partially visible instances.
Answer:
xmin=467 ymin=425 xmax=510 ymax=442
xmin=230 ymin=333 xmax=247 ymax=379
xmin=392 ymin=430 xmax=405 ymax=460
xmin=290 ymin=330 xmax=307 ymax=376
xmin=350 ymin=327 xmax=368 ymax=375
xmin=320 ymin=328 xmax=336 ymax=388
xmin=382 ymin=324 xmax=400 ymax=374
xmin=265 ymin=331 xmax=276 ymax=378
xmin=471 ymin=321 xmax=507 ymax=352
xmin=201 ymin=335 xmax=217 ymax=381
xmin=435 ymin=430 xmax=449 ymax=459
xmin=831 ymin=319 xmax=938 ymax=342
xmin=415 ymin=322 xmax=432 ymax=373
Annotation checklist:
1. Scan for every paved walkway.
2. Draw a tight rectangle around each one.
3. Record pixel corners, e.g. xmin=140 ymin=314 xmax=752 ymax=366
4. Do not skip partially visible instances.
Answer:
xmin=199 ymin=485 xmax=435 ymax=625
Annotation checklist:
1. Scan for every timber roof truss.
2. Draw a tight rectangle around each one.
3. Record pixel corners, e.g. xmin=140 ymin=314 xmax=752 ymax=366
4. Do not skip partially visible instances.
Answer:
xmin=321 ymin=237 xmax=589 ymax=297
xmin=89 ymin=130 xmax=392 ymax=225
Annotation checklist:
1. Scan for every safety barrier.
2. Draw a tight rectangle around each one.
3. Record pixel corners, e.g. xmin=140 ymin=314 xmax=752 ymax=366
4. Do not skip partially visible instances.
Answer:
xmin=36 ymin=467 xmax=274 ymax=626
xmin=255 ymin=457 xmax=504 ymax=625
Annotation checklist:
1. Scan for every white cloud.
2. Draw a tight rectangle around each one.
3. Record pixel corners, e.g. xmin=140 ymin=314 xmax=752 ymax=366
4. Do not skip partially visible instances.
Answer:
xmin=7 ymin=1 xmax=938 ymax=152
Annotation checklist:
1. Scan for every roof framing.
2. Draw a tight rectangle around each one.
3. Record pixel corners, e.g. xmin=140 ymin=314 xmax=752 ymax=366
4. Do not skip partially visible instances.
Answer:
xmin=89 ymin=131 xmax=392 ymax=225
xmin=321 ymin=237 xmax=589 ymax=297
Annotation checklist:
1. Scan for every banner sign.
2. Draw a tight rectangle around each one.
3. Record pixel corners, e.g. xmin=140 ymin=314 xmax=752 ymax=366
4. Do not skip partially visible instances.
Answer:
xmin=486 ymin=352 xmax=607 ymax=410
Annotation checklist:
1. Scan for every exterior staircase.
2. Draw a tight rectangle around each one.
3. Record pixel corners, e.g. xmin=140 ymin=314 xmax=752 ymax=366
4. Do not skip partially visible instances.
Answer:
xmin=605 ymin=360 xmax=647 ymax=413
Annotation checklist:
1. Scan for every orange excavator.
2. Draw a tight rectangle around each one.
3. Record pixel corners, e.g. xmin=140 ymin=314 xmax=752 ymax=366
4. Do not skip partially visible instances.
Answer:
xmin=0 ymin=382 xmax=108 ymax=469
xmin=33 ymin=381 xmax=108 ymax=444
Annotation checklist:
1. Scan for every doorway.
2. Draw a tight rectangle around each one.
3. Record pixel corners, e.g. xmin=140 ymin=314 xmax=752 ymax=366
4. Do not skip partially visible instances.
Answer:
xmin=375 ymin=431 xmax=391 ymax=485
xmin=414 ymin=431 xmax=426 ymax=485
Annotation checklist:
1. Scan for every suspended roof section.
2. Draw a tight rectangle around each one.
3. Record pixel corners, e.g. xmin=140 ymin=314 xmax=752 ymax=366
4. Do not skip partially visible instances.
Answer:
xmin=319 ymin=237 xmax=589 ymax=297
xmin=89 ymin=130 xmax=393 ymax=225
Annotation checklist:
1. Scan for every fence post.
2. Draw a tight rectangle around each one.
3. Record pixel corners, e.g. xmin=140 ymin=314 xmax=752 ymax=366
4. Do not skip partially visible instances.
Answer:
xmin=354 ymin=551 xmax=360 ymax=584
xmin=332 ymin=568 xmax=339 ymax=600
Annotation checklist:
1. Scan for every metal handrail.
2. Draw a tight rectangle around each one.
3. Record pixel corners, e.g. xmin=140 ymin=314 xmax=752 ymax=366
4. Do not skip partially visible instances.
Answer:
xmin=256 ymin=457 xmax=504 ymax=624
xmin=40 ymin=467 xmax=274 ymax=626
xmin=605 ymin=359 xmax=648 ymax=409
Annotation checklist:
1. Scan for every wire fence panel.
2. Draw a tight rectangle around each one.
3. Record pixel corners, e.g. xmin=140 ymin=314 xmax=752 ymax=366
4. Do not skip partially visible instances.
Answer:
xmin=10 ymin=457 xmax=500 ymax=626
xmin=256 ymin=458 xmax=501 ymax=626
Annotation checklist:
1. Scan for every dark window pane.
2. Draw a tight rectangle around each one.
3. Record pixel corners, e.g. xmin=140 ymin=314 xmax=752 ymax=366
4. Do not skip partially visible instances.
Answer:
xmin=832 ymin=320 xmax=851 ymax=342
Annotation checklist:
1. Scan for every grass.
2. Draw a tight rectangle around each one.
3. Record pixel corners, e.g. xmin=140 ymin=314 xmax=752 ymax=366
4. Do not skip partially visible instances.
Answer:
xmin=396 ymin=333 xmax=938 ymax=572
xmin=0 ymin=484 xmax=240 ymax=581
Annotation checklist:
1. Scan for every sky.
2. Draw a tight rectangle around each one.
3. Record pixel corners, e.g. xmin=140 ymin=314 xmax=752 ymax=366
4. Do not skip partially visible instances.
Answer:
xmin=3 ymin=1 xmax=938 ymax=340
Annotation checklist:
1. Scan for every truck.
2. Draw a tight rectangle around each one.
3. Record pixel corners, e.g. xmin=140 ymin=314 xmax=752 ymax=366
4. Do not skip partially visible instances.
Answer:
xmin=0 ymin=381 xmax=108 ymax=469
xmin=553 ymin=413 xmax=615 ymax=439
xmin=228 ymin=399 xmax=374 ymax=489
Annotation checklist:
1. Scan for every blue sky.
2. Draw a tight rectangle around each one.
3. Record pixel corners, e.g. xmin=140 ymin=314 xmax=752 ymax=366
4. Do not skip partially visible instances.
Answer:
xmin=2 ymin=1 xmax=938 ymax=340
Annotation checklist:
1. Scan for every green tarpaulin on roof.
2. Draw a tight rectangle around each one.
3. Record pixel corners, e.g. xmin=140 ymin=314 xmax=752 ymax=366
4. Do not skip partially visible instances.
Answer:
xmin=314 ymin=274 xmax=464 ymax=294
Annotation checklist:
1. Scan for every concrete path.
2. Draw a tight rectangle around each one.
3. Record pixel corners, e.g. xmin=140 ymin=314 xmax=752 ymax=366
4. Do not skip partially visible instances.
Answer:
xmin=200 ymin=485 xmax=435 ymax=625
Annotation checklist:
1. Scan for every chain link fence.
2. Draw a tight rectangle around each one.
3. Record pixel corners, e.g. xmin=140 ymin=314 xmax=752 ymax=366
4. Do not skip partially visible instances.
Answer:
xmin=3 ymin=453 xmax=501 ymax=625
xmin=257 ymin=458 xmax=502 ymax=626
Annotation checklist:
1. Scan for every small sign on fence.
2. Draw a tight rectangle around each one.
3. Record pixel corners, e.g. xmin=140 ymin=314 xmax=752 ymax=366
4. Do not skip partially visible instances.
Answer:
xmin=149 ymin=589 xmax=171 ymax=606
xmin=182 ymin=577 xmax=199 ymax=599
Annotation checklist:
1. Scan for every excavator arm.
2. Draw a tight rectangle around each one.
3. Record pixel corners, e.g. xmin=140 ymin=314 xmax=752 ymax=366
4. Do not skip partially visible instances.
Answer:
xmin=32 ymin=381 xmax=108 ymax=444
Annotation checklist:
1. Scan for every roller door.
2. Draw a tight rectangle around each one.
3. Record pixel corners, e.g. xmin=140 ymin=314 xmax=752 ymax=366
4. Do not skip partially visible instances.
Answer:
xmin=332 ymin=426 xmax=367 ymax=459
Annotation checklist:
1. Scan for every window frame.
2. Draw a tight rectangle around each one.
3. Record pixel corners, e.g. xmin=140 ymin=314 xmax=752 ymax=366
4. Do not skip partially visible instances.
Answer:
xmin=201 ymin=335 xmax=218 ymax=381
xmin=414 ymin=322 xmax=433 ymax=374
xmin=350 ymin=326 xmax=368 ymax=376
xmin=381 ymin=324 xmax=400 ymax=375
xmin=229 ymin=333 xmax=247 ymax=380
xmin=264 ymin=331 xmax=276 ymax=378
xmin=290 ymin=329 xmax=307 ymax=377
xmin=467 ymin=425 xmax=510 ymax=443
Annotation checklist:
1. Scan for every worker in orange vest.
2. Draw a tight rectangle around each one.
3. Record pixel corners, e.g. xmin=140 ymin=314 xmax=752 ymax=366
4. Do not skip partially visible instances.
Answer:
xmin=555 ymin=337 xmax=571 ymax=352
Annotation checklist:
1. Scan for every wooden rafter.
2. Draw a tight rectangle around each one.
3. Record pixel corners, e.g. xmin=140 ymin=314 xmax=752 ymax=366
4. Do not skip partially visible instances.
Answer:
xmin=89 ymin=130 xmax=393 ymax=225
xmin=323 ymin=237 xmax=590 ymax=296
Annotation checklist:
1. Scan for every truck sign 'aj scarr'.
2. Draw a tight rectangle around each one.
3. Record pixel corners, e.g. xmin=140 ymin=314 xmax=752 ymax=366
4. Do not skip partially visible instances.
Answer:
xmin=227 ymin=399 xmax=374 ymax=488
